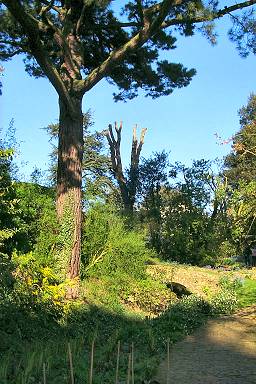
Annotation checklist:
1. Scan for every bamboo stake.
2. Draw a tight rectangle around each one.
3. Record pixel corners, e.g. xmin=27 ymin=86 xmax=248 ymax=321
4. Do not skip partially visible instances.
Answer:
xmin=68 ymin=343 xmax=75 ymax=384
xmin=115 ymin=340 xmax=121 ymax=384
xmin=131 ymin=343 xmax=134 ymax=384
xmin=43 ymin=363 xmax=46 ymax=384
xmin=126 ymin=352 xmax=131 ymax=384
xmin=89 ymin=339 xmax=95 ymax=384
xmin=166 ymin=338 xmax=170 ymax=384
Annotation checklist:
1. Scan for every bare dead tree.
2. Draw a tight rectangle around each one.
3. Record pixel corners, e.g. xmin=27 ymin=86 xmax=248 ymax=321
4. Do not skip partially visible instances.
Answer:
xmin=105 ymin=122 xmax=147 ymax=212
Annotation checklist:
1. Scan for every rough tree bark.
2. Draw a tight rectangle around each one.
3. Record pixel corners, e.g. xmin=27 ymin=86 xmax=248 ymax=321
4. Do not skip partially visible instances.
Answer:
xmin=105 ymin=122 xmax=147 ymax=212
xmin=56 ymin=97 xmax=83 ymax=289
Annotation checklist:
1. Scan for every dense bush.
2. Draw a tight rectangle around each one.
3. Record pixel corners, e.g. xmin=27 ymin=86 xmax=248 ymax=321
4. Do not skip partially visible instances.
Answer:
xmin=82 ymin=203 xmax=154 ymax=279
xmin=119 ymin=277 xmax=177 ymax=314
xmin=0 ymin=254 xmax=15 ymax=301
xmin=0 ymin=252 xmax=65 ymax=341
xmin=0 ymin=139 xmax=58 ymax=257
xmin=83 ymin=274 xmax=177 ymax=315
xmin=14 ymin=183 xmax=58 ymax=260
xmin=210 ymin=290 xmax=238 ymax=314
xmin=0 ymin=147 xmax=17 ymax=255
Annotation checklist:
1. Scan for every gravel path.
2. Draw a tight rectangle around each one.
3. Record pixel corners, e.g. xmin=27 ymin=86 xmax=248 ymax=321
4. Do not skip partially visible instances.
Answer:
xmin=154 ymin=306 xmax=256 ymax=384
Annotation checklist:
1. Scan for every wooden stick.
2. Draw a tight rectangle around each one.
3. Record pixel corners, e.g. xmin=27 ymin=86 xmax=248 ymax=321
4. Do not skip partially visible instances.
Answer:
xmin=68 ymin=343 xmax=74 ymax=384
xmin=166 ymin=338 xmax=170 ymax=384
xmin=131 ymin=342 xmax=134 ymax=384
xmin=43 ymin=362 xmax=46 ymax=384
xmin=89 ymin=339 xmax=95 ymax=384
xmin=127 ymin=352 xmax=131 ymax=384
xmin=115 ymin=340 xmax=120 ymax=384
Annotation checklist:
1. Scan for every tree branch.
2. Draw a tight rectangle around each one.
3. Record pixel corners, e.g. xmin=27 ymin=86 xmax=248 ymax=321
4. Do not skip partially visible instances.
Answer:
xmin=114 ymin=122 xmax=123 ymax=173
xmin=105 ymin=122 xmax=125 ymax=181
xmin=137 ymin=127 xmax=147 ymax=156
xmin=79 ymin=28 xmax=149 ymax=93
xmin=217 ymin=1 xmax=256 ymax=17
xmin=118 ymin=21 xmax=141 ymax=28
xmin=79 ymin=0 xmax=182 ymax=93
xmin=131 ymin=126 xmax=147 ymax=169
xmin=148 ymin=0 xmax=182 ymax=34
xmin=39 ymin=0 xmax=54 ymax=17
xmin=76 ymin=2 xmax=87 ymax=37
xmin=40 ymin=0 xmax=62 ymax=14
xmin=131 ymin=125 xmax=138 ymax=167
xmin=1 ymin=49 xmax=24 ymax=58
xmin=161 ymin=0 xmax=256 ymax=28
xmin=2 ymin=0 xmax=75 ymax=113
xmin=79 ymin=5 xmax=160 ymax=92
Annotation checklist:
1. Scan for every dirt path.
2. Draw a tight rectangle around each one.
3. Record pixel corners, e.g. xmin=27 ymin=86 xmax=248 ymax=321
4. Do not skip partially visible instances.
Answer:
xmin=154 ymin=306 xmax=256 ymax=384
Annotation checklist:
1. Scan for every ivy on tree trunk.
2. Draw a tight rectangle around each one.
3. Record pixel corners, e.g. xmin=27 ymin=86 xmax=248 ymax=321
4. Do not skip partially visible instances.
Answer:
xmin=56 ymin=97 xmax=83 ymax=288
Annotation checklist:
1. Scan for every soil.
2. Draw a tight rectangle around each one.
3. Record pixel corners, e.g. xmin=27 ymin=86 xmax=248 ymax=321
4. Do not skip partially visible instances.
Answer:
xmin=153 ymin=306 xmax=256 ymax=384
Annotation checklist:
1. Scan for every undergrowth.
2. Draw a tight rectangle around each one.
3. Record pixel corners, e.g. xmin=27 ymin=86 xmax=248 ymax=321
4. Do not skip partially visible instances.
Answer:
xmin=236 ymin=278 xmax=256 ymax=307
xmin=0 ymin=262 xmax=243 ymax=383
xmin=0 ymin=203 xmax=254 ymax=383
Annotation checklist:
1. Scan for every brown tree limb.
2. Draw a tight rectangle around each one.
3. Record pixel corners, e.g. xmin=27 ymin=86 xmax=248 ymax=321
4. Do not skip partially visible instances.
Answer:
xmin=2 ymin=0 xmax=76 ymax=113
xmin=161 ymin=0 xmax=256 ymax=28
xmin=39 ymin=0 xmax=55 ymax=17
xmin=106 ymin=124 xmax=118 ymax=173
xmin=80 ymin=0 xmax=180 ymax=93
xmin=37 ymin=2 xmax=83 ymax=80
xmin=78 ymin=0 xmax=256 ymax=94
xmin=129 ymin=126 xmax=147 ymax=207
xmin=76 ymin=3 xmax=87 ymax=37
xmin=40 ymin=0 xmax=62 ymax=14
xmin=136 ymin=128 xmax=147 ymax=166
xmin=80 ymin=28 xmax=151 ymax=93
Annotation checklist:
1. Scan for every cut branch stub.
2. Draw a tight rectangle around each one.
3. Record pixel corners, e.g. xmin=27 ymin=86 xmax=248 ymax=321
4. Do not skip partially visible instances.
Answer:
xmin=131 ymin=126 xmax=147 ymax=169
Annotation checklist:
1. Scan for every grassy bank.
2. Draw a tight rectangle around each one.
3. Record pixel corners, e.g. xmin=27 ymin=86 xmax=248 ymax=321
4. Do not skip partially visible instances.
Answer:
xmin=1 ymin=263 xmax=255 ymax=383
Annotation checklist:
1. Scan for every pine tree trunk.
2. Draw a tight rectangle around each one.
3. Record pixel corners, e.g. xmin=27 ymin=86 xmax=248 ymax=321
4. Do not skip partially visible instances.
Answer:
xmin=56 ymin=97 xmax=83 ymax=295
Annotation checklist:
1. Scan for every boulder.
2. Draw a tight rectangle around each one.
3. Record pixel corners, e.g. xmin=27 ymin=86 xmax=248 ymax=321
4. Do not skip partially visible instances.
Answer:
xmin=165 ymin=281 xmax=192 ymax=298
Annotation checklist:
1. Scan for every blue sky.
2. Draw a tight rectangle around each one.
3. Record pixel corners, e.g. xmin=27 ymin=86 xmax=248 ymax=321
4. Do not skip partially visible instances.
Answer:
xmin=1 ymin=16 xmax=255 ymax=180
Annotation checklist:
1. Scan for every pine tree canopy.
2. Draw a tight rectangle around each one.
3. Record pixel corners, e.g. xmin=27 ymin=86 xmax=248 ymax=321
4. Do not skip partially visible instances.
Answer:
xmin=1 ymin=0 xmax=256 ymax=104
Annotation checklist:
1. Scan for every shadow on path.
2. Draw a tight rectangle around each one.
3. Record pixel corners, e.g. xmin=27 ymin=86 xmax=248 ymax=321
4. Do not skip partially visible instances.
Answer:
xmin=154 ymin=306 xmax=256 ymax=384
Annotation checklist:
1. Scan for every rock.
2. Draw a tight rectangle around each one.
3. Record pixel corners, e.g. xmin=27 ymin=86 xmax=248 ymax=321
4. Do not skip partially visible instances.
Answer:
xmin=166 ymin=281 xmax=192 ymax=298
xmin=145 ymin=259 xmax=157 ymax=265
xmin=141 ymin=381 xmax=160 ymax=384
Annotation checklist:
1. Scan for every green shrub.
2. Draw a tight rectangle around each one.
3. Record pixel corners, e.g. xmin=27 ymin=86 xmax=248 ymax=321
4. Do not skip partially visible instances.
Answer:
xmin=0 ymin=147 xmax=18 ymax=255
xmin=83 ymin=274 xmax=176 ymax=315
xmin=14 ymin=183 xmax=58 ymax=260
xmin=0 ymin=253 xmax=15 ymax=300
xmin=210 ymin=289 xmax=238 ymax=314
xmin=219 ymin=275 xmax=244 ymax=290
xmin=119 ymin=277 xmax=177 ymax=314
xmin=12 ymin=252 xmax=65 ymax=305
xmin=214 ymin=240 xmax=238 ymax=265
xmin=0 ymin=252 xmax=66 ymax=338
xmin=82 ymin=203 xmax=154 ymax=279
